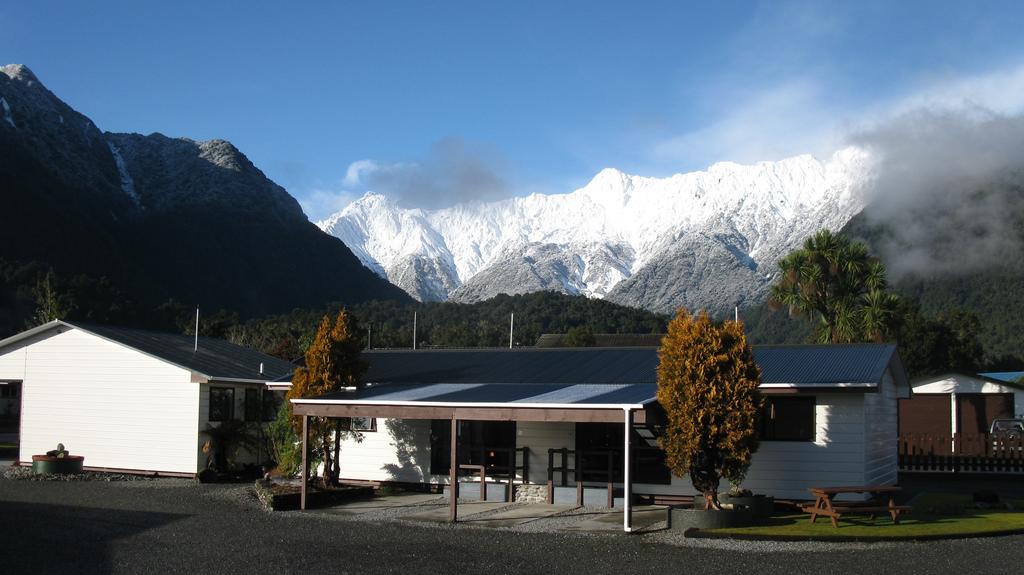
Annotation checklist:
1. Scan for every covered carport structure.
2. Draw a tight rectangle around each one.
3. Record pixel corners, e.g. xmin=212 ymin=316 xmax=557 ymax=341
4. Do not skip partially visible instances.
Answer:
xmin=289 ymin=348 xmax=661 ymax=533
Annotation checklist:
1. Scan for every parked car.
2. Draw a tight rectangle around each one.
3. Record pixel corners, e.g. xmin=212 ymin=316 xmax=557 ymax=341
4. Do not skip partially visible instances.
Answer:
xmin=990 ymin=418 xmax=1024 ymax=439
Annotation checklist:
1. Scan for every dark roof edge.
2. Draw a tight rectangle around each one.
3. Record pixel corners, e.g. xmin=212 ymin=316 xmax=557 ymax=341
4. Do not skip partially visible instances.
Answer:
xmin=0 ymin=320 xmax=280 ymax=383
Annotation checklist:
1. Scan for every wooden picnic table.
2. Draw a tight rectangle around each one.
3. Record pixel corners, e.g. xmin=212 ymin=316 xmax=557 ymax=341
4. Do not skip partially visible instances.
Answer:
xmin=802 ymin=485 xmax=911 ymax=528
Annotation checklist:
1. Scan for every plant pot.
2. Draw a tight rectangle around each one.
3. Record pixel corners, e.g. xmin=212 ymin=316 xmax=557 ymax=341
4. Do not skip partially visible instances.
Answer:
xmin=669 ymin=505 xmax=754 ymax=531
xmin=719 ymin=494 xmax=774 ymax=520
xmin=31 ymin=455 xmax=84 ymax=475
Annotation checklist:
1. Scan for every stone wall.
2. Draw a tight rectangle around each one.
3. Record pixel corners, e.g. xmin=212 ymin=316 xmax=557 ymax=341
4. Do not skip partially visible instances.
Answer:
xmin=515 ymin=483 xmax=547 ymax=503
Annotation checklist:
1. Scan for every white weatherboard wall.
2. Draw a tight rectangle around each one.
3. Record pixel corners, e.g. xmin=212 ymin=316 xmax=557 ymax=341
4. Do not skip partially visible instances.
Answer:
xmin=338 ymin=418 xmax=438 ymax=483
xmin=336 ymin=419 xmax=575 ymax=485
xmin=197 ymin=383 xmax=273 ymax=471
xmin=10 ymin=328 xmax=201 ymax=474
xmin=863 ymin=372 xmax=899 ymax=486
xmin=332 ymin=379 xmax=899 ymax=501
xmin=517 ymin=421 xmax=574 ymax=483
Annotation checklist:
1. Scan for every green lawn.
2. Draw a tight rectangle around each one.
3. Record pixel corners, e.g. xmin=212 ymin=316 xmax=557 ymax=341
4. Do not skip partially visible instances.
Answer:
xmin=700 ymin=493 xmax=1024 ymax=539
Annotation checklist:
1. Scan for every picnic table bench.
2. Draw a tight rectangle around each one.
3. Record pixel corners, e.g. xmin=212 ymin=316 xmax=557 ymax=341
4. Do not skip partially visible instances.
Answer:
xmin=801 ymin=486 xmax=912 ymax=528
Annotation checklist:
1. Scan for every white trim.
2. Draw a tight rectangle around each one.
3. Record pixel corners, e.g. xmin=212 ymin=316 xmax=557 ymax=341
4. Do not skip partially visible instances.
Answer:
xmin=623 ymin=407 xmax=633 ymax=533
xmin=759 ymin=382 xmax=876 ymax=388
xmin=290 ymin=398 xmax=652 ymax=410
xmin=209 ymin=377 xmax=279 ymax=385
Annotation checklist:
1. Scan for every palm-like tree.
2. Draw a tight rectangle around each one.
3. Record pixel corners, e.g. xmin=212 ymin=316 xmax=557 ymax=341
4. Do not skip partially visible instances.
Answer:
xmin=770 ymin=230 xmax=898 ymax=343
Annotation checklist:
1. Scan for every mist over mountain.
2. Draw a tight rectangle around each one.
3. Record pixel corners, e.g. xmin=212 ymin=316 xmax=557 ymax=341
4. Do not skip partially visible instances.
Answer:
xmin=0 ymin=64 xmax=410 ymax=328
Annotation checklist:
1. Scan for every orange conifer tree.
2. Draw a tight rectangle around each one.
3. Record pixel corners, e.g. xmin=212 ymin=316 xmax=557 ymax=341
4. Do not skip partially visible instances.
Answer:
xmin=287 ymin=310 xmax=367 ymax=487
xmin=656 ymin=309 xmax=762 ymax=510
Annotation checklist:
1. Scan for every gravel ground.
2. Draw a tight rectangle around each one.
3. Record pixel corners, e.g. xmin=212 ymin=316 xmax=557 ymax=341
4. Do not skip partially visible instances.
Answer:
xmin=2 ymin=478 xmax=1024 ymax=574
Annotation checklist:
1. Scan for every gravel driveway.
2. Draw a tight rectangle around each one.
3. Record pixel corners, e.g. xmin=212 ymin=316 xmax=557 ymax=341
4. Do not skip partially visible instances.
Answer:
xmin=2 ymin=479 xmax=1023 ymax=574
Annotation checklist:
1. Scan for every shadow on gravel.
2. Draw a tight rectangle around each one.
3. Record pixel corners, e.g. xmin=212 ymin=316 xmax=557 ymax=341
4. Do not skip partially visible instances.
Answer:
xmin=0 ymin=500 xmax=185 ymax=574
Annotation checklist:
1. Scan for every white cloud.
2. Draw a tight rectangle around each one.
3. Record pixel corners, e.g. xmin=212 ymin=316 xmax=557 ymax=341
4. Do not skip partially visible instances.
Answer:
xmin=653 ymin=62 xmax=1024 ymax=171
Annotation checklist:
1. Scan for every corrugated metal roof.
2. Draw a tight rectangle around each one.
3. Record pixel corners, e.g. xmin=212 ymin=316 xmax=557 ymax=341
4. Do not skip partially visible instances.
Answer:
xmin=73 ymin=322 xmax=295 ymax=381
xmin=752 ymin=344 xmax=899 ymax=385
xmin=534 ymin=333 xmax=666 ymax=348
xmin=301 ymin=343 xmax=901 ymax=405
xmin=363 ymin=348 xmax=658 ymax=385
xmin=360 ymin=344 xmax=899 ymax=387
xmin=312 ymin=382 xmax=659 ymax=406
xmin=979 ymin=371 xmax=1024 ymax=384
xmin=0 ymin=320 xmax=295 ymax=382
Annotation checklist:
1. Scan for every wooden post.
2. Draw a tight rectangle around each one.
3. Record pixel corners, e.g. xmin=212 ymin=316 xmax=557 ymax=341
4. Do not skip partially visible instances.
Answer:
xmin=300 ymin=414 xmax=309 ymax=511
xmin=546 ymin=449 xmax=554 ymax=504
xmin=449 ymin=415 xmax=458 ymax=523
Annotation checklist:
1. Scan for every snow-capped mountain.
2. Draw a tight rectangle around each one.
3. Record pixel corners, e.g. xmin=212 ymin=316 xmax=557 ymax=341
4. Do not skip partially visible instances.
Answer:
xmin=319 ymin=148 xmax=874 ymax=313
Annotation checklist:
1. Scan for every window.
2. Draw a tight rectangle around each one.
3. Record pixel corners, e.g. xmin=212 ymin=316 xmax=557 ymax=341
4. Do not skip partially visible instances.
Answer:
xmin=244 ymin=388 xmax=259 ymax=422
xmin=350 ymin=417 xmax=376 ymax=432
xmin=575 ymin=423 xmax=671 ymax=485
xmin=760 ymin=397 xmax=816 ymax=441
xmin=208 ymin=387 xmax=234 ymax=422
xmin=261 ymin=390 xmax=280 ymax=422
xmin=429 ymin=420 xmax=517 ymax=476
xmin=0 ymin=383 xmax=17 ymax=398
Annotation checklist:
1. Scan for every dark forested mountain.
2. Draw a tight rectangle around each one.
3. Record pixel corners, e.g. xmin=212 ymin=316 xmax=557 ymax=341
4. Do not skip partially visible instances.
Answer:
xmin=0 ymin=64 xmax=410 ymax=334
xmin=839 ymin=182 xmax=1024 ymax=360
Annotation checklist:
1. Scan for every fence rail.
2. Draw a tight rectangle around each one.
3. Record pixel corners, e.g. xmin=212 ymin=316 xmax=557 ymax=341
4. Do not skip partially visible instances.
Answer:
xmin=898 ymin=433 xmax=1024 ymax=473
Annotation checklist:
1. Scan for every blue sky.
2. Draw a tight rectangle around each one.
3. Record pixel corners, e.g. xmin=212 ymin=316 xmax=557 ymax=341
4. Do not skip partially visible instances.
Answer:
xmin=5 ymin=1 xmax=1024 ymax=218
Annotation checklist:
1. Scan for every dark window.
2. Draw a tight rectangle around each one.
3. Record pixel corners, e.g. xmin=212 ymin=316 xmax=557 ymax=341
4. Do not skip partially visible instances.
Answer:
xmin=350 ymin=417 xmax=376 ymax=432
xmin=0 ymin=383 xmax=17 ymax=398
xmin=209 ymin=387 xmax=234 ymax=422
xmin=244 ymin=389 xmax=259 ymax=422
xmin=575 ymin=423 xmax=671 ymax=485
xmin=261 ymin=390 xmax=280 ymax=422
xmin=760 ymin=397 xmax=815 ymax=441
xmin=429 ymin=420 xmax=517 ymax=476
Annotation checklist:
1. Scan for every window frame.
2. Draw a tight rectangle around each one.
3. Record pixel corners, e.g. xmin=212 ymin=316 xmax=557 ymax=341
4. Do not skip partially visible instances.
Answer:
xmin=208 ymin=386 xmax=235 ymax=422
xmin=759 ymin=396 xmax=816 ymax=442
xmin=261 ymin=390 xmax=280 ymax=422
xmin=350 ymin=416 xmax=376 ymax=432
xmin=244 ymin=388 xmax=260 ymax=422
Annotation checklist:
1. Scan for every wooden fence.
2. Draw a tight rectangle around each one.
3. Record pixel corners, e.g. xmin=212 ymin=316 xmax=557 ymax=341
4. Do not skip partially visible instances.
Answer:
xmin=898 ymin=433 xmax=1024 ymax=473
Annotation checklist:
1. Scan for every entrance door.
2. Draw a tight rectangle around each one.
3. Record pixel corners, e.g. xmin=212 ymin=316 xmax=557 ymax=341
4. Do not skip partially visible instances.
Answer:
xmin=899 ymin=393 xmax=952 ymax=436
xmin=957 ymin=393 xmax=1014 ymax=434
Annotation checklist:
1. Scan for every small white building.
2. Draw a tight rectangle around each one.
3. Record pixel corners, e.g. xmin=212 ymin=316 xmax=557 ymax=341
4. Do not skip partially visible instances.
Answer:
xmin=900 ymin=373 xmax=1024 ymax=437
xmin=288 ymin=343 xmax=909 ymax=508
xmin=0 ymin=320 xmax=293 ymax=476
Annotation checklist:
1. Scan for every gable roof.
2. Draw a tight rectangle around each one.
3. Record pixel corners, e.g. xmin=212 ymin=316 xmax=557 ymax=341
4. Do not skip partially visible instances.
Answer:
xmin=296 ymin=343 xmax=905 ymax=408
xmin=358 ymin=343 xmax=903 ymax=389
xmin=0 ymin=320 xmax=294 ymax=383
xmin=979 ymin=371 xmax=1024 ymax=385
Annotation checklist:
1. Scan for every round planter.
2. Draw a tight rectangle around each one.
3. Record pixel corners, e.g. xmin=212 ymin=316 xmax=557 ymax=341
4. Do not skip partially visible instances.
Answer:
xmin=669 ymin=505 xmax=754 ymax=531
xmin=719 ymin=494 xmax=774 ymax=520
xmin=31 ymin=455 xmax=84 ymax=475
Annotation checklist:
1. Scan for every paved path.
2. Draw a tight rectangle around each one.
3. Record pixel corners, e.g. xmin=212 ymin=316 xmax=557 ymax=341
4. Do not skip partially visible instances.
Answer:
xmin=559 ymin=505 xmax=668 ymax=532
xmin=3 ymin=480 xmax=1024 ymax=574
xmin=313 ymin=493 xmax=442 ymax=516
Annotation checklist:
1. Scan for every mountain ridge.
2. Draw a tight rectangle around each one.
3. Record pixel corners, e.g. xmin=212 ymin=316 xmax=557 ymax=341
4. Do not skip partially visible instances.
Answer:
xmin=0 ymin=64 xmax=411 ymax=327
xmin=319 ymin=147 xmax=872 ymax=313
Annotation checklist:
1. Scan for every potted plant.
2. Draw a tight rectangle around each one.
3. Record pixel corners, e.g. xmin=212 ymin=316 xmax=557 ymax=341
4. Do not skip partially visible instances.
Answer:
xmin=656 ymin=310 xmax=764 ymax=532
xmin=718 ymin=483 xmax=774 ymax=520
xmin=31 ymin=443 xmax=84 ymax=474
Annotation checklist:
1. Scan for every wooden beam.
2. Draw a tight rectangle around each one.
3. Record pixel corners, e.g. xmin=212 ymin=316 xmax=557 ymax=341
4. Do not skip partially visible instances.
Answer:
xmin=300 ymin=415 xmax=309 ymax=511
xmin=449 ymin=415 xmax=458 ymax=523
xmin=292 ymin=402 xmax=649 ymax=423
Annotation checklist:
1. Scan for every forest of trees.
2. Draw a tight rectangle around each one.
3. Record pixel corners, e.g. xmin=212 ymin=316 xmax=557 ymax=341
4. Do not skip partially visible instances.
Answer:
xmin=3 ymin=240 xmax=1021 ymax=380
